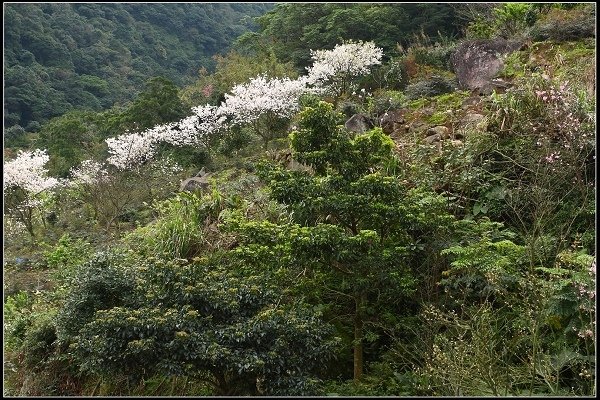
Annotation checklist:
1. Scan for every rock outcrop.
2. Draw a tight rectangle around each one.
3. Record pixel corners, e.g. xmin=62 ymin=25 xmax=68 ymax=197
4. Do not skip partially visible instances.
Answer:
xmin=424 ymin=126 xmax=450 ymax=143
xmin=345 ymin=113 xmax=374 ymax=133
xmin=180 ymin=168 xmax=213 ymax=192
xmin=379 ymin=110 xmax=406 ymax=135
xmin=451 ymin=39 xmax=522 ymax=92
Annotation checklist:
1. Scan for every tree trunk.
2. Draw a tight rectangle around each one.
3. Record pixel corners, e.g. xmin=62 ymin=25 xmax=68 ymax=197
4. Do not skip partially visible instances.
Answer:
xmin=353 ymin=293 xmax=365 ymax=381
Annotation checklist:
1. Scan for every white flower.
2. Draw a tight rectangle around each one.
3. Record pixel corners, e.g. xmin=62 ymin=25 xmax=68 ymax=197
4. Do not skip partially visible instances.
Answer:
xmin=218 ymin=74 xmax=312 ymax=125
xmin=69 ymin=160 xmax=109 ymax=185
xmin=106 ymin=130 xmax=158 ymax=170
xmin=306 ymin=41 xmax=383 ymax=86
xmin=106 ymin=104 xmax=228 ymax=170
xmin=4 ymin=149 xmax=60 ymax=194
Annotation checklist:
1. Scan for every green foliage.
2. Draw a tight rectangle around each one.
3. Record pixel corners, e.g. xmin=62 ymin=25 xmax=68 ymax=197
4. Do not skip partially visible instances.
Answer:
xmin=120 ymin=77 xmax=188 ymax=132
xmin=288 ymin=102 xmax=395 ymax=179
xmin=465 ymin=17 xmax=497 ymax=39
xmin=441 ymin=218 xmax=526 ymax=302
xmin=44 ymin=234 xmax=92 ymax=270
xmin=406 ymin=33 xmax=458 ymax=71
xmin=405 ymin=76 xmax=456 ymax=100
xmin=537 ymin=250 xmax=595 ymax=343
xmin=248 ymin=101 xmax=456 ymax=381
xmin=492 ymin=3 xmax=535 ymax=38
xmin=530 ymin=4 xmax=596 ymax=42
xmin=67 ymin=257 xmax=338 ymax=395
xmin=379 ymin=57 xmax=410 ymax=90
xmin=364 ymin=90 xmax=407 ymax=117
xmin=4 ymin=291 xmax=34 ymax=350
xmin=22 ymin=315 xmax=58 ymax=371
xmin=38 ymin=111 xmax=103 ymax=177
xmin=3 ymin=5 xmax=596 ymax=396
xmin=464 ymin=3 xmax=535 ymax=39
xmin=4 ymin=3 xmax=273 ymax=133
xmin=43 ymin=233 xmax=95 ymax=299
xmin=56 ymin=252 xmax=135 ymax=341
xmin=124 ymin=191 xmax=222 ymax=259
xmin=238 ymin=4 xmax=464 ymax=69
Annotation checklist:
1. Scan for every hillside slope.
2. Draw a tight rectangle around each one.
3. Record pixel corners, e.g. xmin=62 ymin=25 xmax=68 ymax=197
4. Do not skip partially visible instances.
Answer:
xmin=4 ymin=3 xmax=273 ymax=133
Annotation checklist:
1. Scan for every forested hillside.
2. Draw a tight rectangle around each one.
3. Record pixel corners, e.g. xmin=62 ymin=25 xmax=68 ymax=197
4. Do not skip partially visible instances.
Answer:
xmin=3 ymin=2 xmax=596 ymax=397
xmin=4 ymin=3 xmax=273 ymax=134
xmin=234 ymin=3 xmax=463 ymax=69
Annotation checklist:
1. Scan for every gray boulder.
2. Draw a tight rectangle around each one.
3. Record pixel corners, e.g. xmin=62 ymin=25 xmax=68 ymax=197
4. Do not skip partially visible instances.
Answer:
xmin=425 ymin=134 xmax=442 ymax=144
xmin=460 ymin=112 xmax=486 ymax=129
xmin=345 ymin=113 xmax=374 ymax=133
xmin=426 ymin=126 xmax=450 ymax=139
xmin=180 ymin=168 xmax=213 ymax=192
xmin=451 ymin=39 xmax=522 ymax=91
xmin=379 ymin=110 xmax=406 ymax=135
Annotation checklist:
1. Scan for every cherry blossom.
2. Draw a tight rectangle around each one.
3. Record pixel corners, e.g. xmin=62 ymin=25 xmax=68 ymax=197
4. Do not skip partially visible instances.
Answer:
xmin=106 ymin=130 xmax=158 ymax=170
xmin=218 ymin=74 xmax=311 ymax=125
xmin=3 ymin=149 xmax=60 ymax=194
xmin=106 ymin=105 xmax=227 ymax=170
xmin=69 ymin=160 xmax=109 ymax=186
xmin=161 ymin=104 xmax=227 ymax=147
xmin=105 ymin=42 xmax=385 ymax=167
xmin=4 ymin=149 xmax=62 ymax=236
xmin=306 ymin=40 xmax=383 ymax=95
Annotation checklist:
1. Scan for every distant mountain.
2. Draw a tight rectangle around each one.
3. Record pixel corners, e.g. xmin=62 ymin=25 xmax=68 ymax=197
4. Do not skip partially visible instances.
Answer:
xmin=4 ymin=3 xmax=274 ymax=132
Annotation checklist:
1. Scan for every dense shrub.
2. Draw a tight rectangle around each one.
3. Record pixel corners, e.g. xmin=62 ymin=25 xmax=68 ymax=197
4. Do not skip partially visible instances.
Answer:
xmin=69 ymin=257 xmax=339 ymax=395
xmin=530 ymin=5 xmax=596 ymax=42
xmin=56 ymin=252 xmax=135 ymax=340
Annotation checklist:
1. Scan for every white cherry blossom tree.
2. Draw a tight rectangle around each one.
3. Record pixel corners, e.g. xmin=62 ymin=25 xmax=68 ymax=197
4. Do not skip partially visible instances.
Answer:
xmin=67 ymin=157 xmax=183 ymax=230
xmin=69 ymin=160 xmax=109 ymax=186
xmin=105 ymin=42 xmax=384 ymax=166
xmin=106 ymin=105 xmax=226 ymax=170
xmin=306 ymin=40 xmax=384 ymax=99
xmin=4 ymin=149 xmax=62 ymax=236
xmin=106 ymin=130 xmax=158 ymax=171
xmin=218 ymin=74 xmax=312 ymax=148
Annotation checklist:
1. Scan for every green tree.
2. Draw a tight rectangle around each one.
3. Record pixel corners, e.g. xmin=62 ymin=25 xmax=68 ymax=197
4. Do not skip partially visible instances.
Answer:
xmin=238 ymin=3 xmax=463 ymax=69
xmin=60 ymin=255 xmax=338 ymax=395
xmin=231 ymin=102 xmax=453 ymax=381
xmin=38 ymin=110 xmax=103 ymax=177
xmin=120 ymin=76 xmax=187 ymax=132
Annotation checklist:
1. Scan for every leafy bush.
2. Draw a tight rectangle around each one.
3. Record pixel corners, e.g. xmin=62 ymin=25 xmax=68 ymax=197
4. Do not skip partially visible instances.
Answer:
xmin=492 ymin=3 xmax=534 ymax=38
xmin=56 ymin=252 xmax=135 ymax=341
xmin=366 ymin=90 xmax=407 ymax=117
xmin=382 ymin=57 xmax=410 ymax=90
xmin=22 ymin=316 xmax=58 ymax=371
xmin=45 ymin=233 xmax=93 ymax=271
xmin=465 ymin=3 xmax=534 ymax=40
xmin=69 ymin=257 xmax=339 ymax=395
xmin=530 ymin=4 xmax=596 ymax=42
xmin=440 ymin=218 xmax=526 ymax=303
xmin=465 ymin=17 xmax=497 ymax=40
xmin=4 ymin=291 xmax=34 ymax=350
xmin=410 ymin=41 xmax=457 ymax=71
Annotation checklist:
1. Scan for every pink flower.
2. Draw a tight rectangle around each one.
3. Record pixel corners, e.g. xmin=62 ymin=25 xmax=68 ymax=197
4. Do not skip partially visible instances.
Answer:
xmin=201 ymin=84 xmax=214 ymax=98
